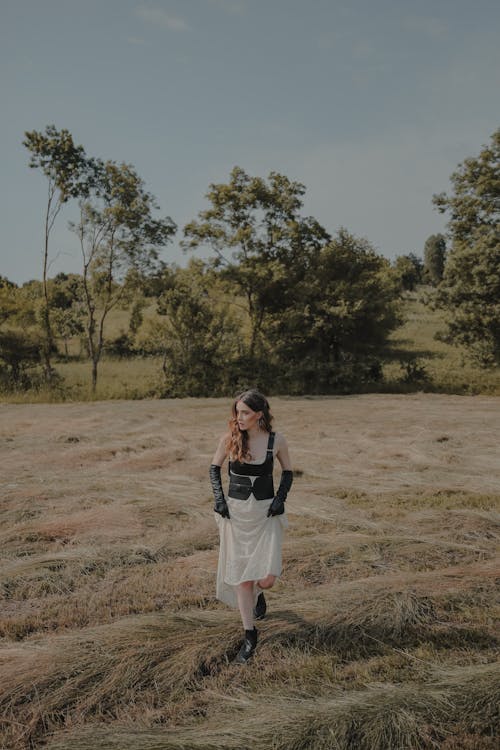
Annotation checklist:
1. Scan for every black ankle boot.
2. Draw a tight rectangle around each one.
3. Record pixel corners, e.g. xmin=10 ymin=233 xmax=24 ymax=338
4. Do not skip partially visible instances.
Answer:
xmin=234 ymin=627 xmax=258 ymax=664
xmin=253 ymin=592 xmax=267 ymax=620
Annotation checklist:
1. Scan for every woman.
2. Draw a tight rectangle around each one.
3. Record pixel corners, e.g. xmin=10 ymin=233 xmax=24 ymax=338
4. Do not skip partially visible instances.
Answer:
xmin=209 ymin=389 xmax=293 ymax=664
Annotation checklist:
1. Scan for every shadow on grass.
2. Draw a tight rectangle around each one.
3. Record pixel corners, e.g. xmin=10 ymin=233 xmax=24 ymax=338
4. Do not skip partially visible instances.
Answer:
xmin=382 ymin=344 xmax=445 ymax=361
xmin=264 ymin=608 xmax=498 ymax=662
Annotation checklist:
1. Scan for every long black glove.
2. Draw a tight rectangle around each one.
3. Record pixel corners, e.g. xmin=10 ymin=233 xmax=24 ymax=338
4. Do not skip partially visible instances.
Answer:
xmin=267 ymin=470 xmax=293 ymax=517
xmin=209 ymin=464 xmax=230 ymax=519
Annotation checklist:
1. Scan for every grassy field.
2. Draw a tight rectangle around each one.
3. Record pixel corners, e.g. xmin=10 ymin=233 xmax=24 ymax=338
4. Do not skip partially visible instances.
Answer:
xmin=0 ymin=395 xmax=498 ymax=749
xmin=383 ymin=290 xmax=500 ymax=395
xmin=2 ymin=287 xmax=500 ymax=404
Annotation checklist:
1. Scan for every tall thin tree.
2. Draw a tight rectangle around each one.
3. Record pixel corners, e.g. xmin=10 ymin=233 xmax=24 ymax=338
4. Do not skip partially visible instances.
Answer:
xmin=23 ymin=126 xmax=92 ymax=382
xmin=71 ymin=159 xmax=176 ymax=391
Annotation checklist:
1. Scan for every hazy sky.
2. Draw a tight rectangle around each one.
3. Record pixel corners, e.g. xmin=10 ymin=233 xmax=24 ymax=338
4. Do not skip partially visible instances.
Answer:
xmin=1 ymin=0 xmax=499 ymax=283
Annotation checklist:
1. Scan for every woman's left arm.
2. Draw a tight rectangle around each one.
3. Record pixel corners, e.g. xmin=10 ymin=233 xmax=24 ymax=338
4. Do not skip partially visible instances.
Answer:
xmin=268 ymin=433 xmax=293 ymax=517
xmin=276 ymin=433 xmax=292 ymax=471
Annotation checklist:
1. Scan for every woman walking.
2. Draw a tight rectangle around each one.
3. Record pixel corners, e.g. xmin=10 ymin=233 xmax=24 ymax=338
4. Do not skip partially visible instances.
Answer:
xmin=209 ymin=389 xmax=293 ymax=663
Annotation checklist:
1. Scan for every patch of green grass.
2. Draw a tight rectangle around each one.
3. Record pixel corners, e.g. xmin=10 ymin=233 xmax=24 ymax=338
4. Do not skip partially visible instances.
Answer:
xmin=0 ymin=357 xmax=163 ymax=403
xmin=58 ymin=357 xmax=162 ymax=400
xmin=384 ymin=289 xmax=500 ymax=395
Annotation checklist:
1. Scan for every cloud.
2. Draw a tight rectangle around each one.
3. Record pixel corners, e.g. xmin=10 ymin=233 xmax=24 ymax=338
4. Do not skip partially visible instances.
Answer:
xmin=136 ymin=6 xmax=190 ymax=31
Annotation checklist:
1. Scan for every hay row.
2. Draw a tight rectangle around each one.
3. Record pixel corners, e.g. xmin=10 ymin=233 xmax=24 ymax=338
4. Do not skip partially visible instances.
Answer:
xmin=1 ymin=585 xmax=497 ymax=748
xmin=42 ymin=662 xmax=499 ymax=750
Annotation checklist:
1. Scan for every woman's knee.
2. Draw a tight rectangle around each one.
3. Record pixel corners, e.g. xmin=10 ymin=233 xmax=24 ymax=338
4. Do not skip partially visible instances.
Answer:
xmin=258 ymin=574 xmax=276 ymax=589
xmin=238 ymin=580 xmax=254 ymax=591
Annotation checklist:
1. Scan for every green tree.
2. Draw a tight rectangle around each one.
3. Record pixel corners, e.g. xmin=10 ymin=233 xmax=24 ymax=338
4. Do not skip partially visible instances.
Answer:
xmin=141 ymin=260 xmax=240 ymax=396
xmin=0 ymin=276 xmax=18 ymax=327
xmin=423 ymin=234 xmax=446 ymax=285
xmin=129 ymin=298 xmax=146 ymax=336
xmin=23 ymin=126 xmax=93 ymax=382
xmin=0 ymin=279 xmax=43 ymax=391
xmin=393 ymin=253 xmax=423 ymax=291
xmin=51 ymin=307 xmax=84 ymax=358
xmin=266 ymin=228 xmax=401 ymax=393
xmin=0 ymin=277 xmax=40 ymax=331
xmin=0 ymin=330 xmax=42 ymax=391
xmin=48 ymin=273 xmax=85 ymax=357
xmin=433 ymin=128 xmax=500 ymax=365
xmin=182 ymin=166 xmax=330 ymax=363
xmin=71 ymin=159 xmax=176 ymax=391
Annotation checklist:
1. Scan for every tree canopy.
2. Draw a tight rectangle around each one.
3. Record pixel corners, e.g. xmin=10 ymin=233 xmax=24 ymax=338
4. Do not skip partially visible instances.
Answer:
xmin=22 ymin=125 xmax=176 ymax=392
xmin=23 ymin=125 xmax=93 ymax=381
xmin=433 ymin=128 xmax=500 ymax=365
xmin=423 ymin=234 xmax=446 ymax=286
xmin=393 ymin=253 xmax=423 ymax=291
xmin=265 ymin=228 xmax=400 ymax=392
xmin=14 ymin=133 xmax=418 ymax=397
xmin=71 ymin=158 xmax=177 ymax=390
xmin=182 ymin=166 xmax=330 ymax=360
xmin=182 ymin=168 xmax=401 ymax=393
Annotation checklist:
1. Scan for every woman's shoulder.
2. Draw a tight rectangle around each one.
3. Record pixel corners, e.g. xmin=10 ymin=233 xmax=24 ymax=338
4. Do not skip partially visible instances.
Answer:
xmin=272 ymin=431 xmax=288 ymax=449
xmin=212 ymin=432 xmax=230 ymax=464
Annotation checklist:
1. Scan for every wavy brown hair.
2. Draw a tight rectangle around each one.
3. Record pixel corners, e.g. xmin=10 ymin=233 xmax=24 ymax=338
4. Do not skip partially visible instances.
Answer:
xmin=226 ymin=389 xmax=273 ymax=462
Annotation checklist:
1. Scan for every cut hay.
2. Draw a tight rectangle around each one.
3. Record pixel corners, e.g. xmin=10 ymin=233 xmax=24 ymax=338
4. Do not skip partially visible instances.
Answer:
xmin=42 ymin=662 xmax=499 ymax=750
xmin=1 ymin=395 xmax=499 ymax=749
xmin=2 ymin=584 xmax=497 ymax=748
xmin=0 ymin=609 xmax=240 ymax=748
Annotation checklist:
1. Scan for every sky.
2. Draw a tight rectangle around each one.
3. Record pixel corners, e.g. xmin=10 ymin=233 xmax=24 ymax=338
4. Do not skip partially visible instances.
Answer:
xmin=1 ymin=0 xmax=499 ymax=284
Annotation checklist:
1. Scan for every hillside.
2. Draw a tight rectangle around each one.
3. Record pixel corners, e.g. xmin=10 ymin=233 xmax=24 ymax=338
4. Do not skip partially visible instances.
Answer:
xmin=1 ymin=395 xmax=498 ymax=748
xmin=383 ymin=289 xmax=500 ymax=395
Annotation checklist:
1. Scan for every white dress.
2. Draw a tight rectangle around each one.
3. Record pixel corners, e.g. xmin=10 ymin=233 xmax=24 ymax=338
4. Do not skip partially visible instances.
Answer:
xmin=215 ymin=435 xmax=288 ymax=608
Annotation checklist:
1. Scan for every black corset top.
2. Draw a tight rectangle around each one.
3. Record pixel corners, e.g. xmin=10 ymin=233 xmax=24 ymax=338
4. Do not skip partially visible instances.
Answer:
xmin=228 ymin=432 xmax=275 ymax=501
xmin=228 ymin=432 xmax=275 ymax=476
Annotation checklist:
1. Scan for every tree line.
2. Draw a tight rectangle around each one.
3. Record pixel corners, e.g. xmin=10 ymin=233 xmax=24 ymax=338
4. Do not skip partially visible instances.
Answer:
xmin=1 ymin=126 xmax=498 ymax=396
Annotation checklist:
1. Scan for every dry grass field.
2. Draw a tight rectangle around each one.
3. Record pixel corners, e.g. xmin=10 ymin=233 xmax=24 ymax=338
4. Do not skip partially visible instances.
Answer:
xmin=1 ymin=395 xmax=499 ymax=749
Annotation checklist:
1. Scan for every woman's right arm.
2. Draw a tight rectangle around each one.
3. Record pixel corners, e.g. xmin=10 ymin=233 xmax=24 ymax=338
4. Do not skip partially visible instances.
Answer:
xmin=210 ymin=435 xmax=230 ymax=518
xmin=211 ymin=434 xmax=229 ymax=466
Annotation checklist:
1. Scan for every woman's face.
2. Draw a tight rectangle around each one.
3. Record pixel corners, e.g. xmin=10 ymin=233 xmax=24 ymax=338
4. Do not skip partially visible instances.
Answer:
xmin=235 ymin=400 xmax=263 ymax=432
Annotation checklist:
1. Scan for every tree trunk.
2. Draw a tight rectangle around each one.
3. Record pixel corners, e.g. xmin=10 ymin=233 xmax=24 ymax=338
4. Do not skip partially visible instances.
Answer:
xmin=42 ymin=199 xmax=55 ymax=383
xmin=246 ymin=289 xmax=259 ymax=361
xmin=41 ymin=181 xmax=64 ymax=385
xmin=41 ymin=301 xmax=54 ymax=382
xmin=91 ymin=358 xmax=98 ymax=393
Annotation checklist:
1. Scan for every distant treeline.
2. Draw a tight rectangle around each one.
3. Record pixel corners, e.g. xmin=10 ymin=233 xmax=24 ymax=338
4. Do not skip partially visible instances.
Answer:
xmin=0 ymin=126 xmax=498 ymax=397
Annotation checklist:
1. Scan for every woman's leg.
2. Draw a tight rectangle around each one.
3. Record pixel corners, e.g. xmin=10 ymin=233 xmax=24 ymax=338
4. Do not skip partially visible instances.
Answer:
xmin=236 ymin=580 xmax=255 ymax=630
xmin=253 ymin=574 xmax=276 ymax=621
xmin=235 ymin=580 xmax=258 ymax=663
